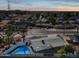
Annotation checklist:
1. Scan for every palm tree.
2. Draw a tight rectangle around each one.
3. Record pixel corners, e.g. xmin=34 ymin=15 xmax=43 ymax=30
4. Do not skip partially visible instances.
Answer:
xmin=58 ymin=45 xmax=74 ymax=58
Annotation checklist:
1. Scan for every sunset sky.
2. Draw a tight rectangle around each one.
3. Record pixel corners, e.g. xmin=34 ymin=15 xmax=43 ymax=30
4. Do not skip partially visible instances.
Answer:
xmin=0 ymin=0 xmax=79 ymax=11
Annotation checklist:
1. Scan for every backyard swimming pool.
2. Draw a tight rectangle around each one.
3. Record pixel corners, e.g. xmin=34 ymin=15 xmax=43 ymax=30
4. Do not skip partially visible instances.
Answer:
xmin=11 ymin=46 xmax=31 ymax=54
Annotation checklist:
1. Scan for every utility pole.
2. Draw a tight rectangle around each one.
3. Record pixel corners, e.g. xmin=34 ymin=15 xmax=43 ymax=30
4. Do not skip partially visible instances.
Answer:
xmin=7 ymin=0 xmax=10 ymax=10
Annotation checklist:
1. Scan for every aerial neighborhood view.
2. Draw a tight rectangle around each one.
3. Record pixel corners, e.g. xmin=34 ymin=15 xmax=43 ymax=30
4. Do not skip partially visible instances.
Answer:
xmin=0 ymin=0 xmax=79 ymax=58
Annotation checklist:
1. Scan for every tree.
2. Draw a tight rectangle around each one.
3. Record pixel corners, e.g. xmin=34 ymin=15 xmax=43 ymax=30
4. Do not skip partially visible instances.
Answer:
xmin=21 ymin=29 xmax=26 ymax=42
xmin=58 ymin=48 xmax=67 ymax=57
xmin=64 ymin=45 xmax=74 ymax=54
xmin=49 ymin=17 xmax=56 ymax=25
xmin=5 ymin=24 xmax=13 ymax=36
xmin=0 ymin=19 xmax=2 ymax=22
xmin=58 ymin=45 xmax=74 ymax=58
xmin=0 ymin=36 xmax=4 ymax=44
xmin=5 ymin=24 xmax=14 ymax=45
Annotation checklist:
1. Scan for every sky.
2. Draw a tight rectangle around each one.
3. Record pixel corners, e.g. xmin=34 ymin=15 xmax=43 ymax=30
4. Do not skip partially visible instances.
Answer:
xmin=0 ymin=0 xmax=79 ymax=11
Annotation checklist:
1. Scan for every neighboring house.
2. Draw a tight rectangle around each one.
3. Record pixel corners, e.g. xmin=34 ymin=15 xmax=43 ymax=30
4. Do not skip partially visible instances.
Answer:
xmin=69 ymin=35 xmax=79 ymax=44
xmin=75 ymin=19 xmax=79 ymax=24
xmin=36 ymin=17 xmax=53 ymax=28
xmin=54 ymin=24 xmax=76 ymax=29
xmin=56 ymin=17 xmax=64 ymax=24
xmin=12 ymin=22 xmax=27 ymax=31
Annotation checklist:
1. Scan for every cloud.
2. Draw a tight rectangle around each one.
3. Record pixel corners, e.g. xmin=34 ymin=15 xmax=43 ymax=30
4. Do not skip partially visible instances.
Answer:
xmin=55 ymin=5 xmax=79 ymax=11
xmin=47 ymin=0 xmax=79 ymax=3
xmin=23 ymin=5 xmax=79 ymax=11
xmin=9 ymin=0 xmax=32 ymax=6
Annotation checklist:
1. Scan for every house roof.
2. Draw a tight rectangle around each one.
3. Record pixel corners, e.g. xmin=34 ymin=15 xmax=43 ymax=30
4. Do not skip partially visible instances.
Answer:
xmin=30 ymin=34 xmax=66 ymax=52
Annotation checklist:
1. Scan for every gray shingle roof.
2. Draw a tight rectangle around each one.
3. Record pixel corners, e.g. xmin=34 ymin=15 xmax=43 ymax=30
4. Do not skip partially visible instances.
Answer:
xmin=30 ymin=35 xmax=66 ymax=52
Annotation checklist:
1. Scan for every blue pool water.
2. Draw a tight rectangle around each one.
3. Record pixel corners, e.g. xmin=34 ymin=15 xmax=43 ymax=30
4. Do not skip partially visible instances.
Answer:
xmin=14 ymin=46 xmax=30 ymax=54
